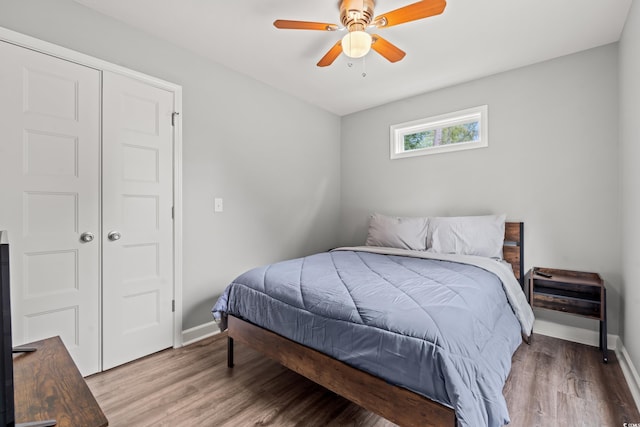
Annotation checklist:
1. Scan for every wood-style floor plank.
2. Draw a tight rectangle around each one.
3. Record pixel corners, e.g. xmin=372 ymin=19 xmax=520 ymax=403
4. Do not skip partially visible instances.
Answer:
xmin=86 ymin=333 xmax=639 ymax=426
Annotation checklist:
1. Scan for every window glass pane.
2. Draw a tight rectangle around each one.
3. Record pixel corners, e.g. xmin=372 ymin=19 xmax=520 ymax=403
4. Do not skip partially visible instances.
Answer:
xmin=404 ymin=130 xmax=435 ymax=150
xmin=440 ymin=121 xmax=479 ymax=146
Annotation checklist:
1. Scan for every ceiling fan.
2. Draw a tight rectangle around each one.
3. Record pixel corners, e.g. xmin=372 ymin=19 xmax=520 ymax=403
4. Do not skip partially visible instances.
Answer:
xmin=273 ymin=0 xmax=447 ymax=67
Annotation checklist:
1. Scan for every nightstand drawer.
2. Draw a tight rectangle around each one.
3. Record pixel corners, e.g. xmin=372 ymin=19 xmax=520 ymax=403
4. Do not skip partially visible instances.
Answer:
xmin=532 ymin=280 xmax=601 ymax=301
xmin=532 ymin=292 xmax=601 ymax=318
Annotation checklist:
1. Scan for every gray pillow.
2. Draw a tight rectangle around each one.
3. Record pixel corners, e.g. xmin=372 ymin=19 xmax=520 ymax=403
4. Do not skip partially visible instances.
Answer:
xmin=427 ymin=214 xmax=506 ymax=259
xmin=365 ymin=213 xmax=429 ymax=251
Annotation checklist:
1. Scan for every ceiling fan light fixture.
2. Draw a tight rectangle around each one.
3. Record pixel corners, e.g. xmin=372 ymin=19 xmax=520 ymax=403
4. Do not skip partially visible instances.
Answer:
xmin=274 ymin=0 xmax=446 ymax=67
xmin=341 ymin=30 xmax=372 ymax=58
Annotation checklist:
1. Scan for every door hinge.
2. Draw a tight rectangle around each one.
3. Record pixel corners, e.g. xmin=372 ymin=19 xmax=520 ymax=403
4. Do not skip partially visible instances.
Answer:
xmin=172 ymin=299 xmax=175 ymax=313
xmin=171 ymin=112 xmax=180 ymax=127
xmin=171 ymin=206 xmax=174 ymax=220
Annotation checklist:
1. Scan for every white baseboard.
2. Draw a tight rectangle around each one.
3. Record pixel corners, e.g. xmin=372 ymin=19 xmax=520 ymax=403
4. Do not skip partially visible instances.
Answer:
xmin=534 ymin=319 xmax=640 ymax=411
xmin=181 ymin=320 xmax=220 ymax=346
xmin=533 ymin=318 xmax=617 ymax=349
xmin=616 ymin=343 xmax=640 ymax=412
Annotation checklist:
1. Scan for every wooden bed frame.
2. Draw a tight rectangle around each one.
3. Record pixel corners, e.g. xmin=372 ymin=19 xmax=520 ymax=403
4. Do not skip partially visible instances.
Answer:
xmin=226 ymin=222 xmax=524 ymax=426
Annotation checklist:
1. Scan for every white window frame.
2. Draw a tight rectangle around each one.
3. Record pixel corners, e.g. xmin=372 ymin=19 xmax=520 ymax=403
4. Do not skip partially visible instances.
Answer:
xmin=390 ymin=105 xmax=488 ymax=160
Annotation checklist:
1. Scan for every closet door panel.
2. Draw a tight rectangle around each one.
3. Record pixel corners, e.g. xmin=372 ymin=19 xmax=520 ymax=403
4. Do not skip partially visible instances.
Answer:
xmin=0 ymin=41 xmax=101 ymax=375
xmin=102 ymin=71 xmax=174 ymax=370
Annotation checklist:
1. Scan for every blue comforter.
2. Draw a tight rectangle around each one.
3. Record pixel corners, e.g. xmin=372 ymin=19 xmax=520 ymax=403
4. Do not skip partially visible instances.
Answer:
xmin=213 ymin=249 xmax=526 ymax=427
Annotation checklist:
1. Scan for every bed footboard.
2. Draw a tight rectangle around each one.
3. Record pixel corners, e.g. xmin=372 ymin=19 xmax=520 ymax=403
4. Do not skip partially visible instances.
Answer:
xmin=226 ymin=315 xmax=456 ymax=427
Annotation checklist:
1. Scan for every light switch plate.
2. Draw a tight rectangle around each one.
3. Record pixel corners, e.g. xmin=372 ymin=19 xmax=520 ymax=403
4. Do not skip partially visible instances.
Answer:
xmin=214 ymin=198 xmax=223 ymax=212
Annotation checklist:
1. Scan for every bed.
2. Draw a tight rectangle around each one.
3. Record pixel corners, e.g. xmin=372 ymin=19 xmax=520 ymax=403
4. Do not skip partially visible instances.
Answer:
xmin=213 ymin=217 xmax=534 ymax=427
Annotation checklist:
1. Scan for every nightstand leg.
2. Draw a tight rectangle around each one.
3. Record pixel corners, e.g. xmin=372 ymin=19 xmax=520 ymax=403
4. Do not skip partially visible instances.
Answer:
xmin=600 ymin=319 xmax=608 ymax=363
xmin=601 ymin=288 xmax=608 ymax=363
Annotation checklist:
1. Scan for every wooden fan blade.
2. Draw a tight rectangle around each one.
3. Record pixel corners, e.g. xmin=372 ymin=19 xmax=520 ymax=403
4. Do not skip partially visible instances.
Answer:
xmin=317 ymin=41 xmax=343 ymax=67
xmin=371 ymin=35 xmax=406 ymax=63
xmin=373 ymin=0 xmax=446 ymax=28
xmin=274 ymin=20 xmax=339 ymax=31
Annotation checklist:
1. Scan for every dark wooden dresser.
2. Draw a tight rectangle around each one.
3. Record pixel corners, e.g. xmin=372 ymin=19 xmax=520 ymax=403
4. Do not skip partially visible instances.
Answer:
xmin=13 ymin=336 xmax=108 ymax=427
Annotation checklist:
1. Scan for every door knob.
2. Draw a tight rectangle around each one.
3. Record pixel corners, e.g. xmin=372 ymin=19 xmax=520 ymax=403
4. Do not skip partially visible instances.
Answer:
xmin=107 ymin=231 xmax=122 ymax=241
xmin=80 ymin=232 xmax=94 ymax=243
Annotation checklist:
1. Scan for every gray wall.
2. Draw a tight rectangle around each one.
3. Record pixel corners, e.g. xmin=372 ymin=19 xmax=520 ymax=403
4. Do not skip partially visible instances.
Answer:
xmin=0 ymin=1 xmax=632 ymax=349
xmin=0 ymin=0 xmax=342 ymax=330
xmin=620 ymin=0 xmax=640 ymax=381
xmin=340 ymin=45 xmax=622 ymax=334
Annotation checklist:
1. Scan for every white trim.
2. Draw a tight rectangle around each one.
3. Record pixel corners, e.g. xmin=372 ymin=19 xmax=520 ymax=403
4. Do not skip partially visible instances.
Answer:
xmin=172 ymin=90 xmax=184 ymax=348
xmin=533 ymin=318 xmax=617 ymax=349
xmin=617 ymin=343 xmax=640 ymax=411
xmin=182 ymin=321 xmax=221 ymax=346
xmin=0 ymin=25 xmax=184 ymax=351
xmin=0 ymin=26 xmax=179 ymax=92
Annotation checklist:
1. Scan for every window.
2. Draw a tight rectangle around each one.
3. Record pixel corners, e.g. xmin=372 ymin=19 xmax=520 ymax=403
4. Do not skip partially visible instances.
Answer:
xmin=390 ymin=105 xmax=488 ymax=159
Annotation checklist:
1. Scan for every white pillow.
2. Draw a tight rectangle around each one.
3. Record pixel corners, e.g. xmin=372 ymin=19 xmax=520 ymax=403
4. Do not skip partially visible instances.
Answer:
xmin=365 ymin=213 xmax=429 ymax=251
xmin=427 ymin=214 xmax=506 ymax=259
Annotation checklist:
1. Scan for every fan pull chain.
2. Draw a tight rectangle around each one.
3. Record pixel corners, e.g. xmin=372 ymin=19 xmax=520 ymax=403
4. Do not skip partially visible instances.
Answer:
xmin=345 ymin=58 xmax=367 ymax=77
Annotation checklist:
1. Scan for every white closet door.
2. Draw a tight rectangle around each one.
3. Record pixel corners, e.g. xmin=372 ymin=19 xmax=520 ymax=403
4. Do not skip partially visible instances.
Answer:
xmin=102 ymin=71 xmax=175 ymax=370
xmin=0 ymin=41 xmax=101 ymax=375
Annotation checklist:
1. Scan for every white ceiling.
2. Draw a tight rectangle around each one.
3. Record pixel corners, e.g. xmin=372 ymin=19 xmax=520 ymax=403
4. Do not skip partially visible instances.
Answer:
xmin=74 ymin=0 xmax=632 ymax=116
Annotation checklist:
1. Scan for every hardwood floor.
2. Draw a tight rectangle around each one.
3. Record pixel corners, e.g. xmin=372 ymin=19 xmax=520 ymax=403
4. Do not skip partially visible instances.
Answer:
xmin=86 ymin=333 xmax=640 ymax=427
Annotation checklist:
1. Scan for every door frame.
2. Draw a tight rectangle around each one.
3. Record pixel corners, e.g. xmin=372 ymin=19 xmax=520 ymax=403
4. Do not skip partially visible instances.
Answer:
xmin=0 ymin=26 xmax=185 ymax=348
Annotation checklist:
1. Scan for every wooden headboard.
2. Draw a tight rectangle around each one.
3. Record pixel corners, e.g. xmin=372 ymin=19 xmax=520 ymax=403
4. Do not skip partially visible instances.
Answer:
xmin=504 ymin=222 xmax=524 ymax=286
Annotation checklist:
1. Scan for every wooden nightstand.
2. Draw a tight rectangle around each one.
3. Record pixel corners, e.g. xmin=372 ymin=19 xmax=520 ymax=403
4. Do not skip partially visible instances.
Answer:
xmin=525 ymin=267 xmax=608 ymax=363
